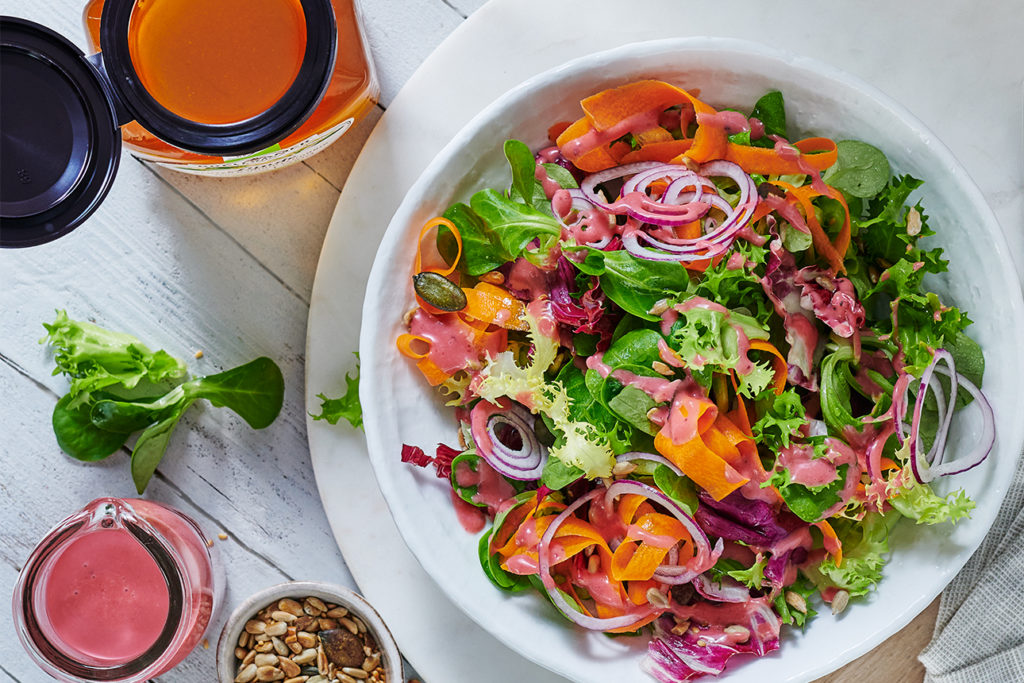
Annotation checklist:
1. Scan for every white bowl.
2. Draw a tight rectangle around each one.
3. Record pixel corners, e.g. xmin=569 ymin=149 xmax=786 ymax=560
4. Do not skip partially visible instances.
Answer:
xmin=359 ymin=38 xmax=1024 ymax=682
xmin=216 ymin=581 xmax=404 ymax=683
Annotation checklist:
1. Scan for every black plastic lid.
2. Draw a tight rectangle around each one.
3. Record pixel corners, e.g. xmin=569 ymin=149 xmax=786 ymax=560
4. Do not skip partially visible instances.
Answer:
xmin=1 ymin=18 xmax=121 ymax=247
xmin=0 ymin=0 xmax=336 ymax=248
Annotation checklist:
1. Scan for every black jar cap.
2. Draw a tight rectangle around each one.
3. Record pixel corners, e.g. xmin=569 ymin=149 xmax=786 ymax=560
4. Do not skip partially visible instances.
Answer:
xmin=0 ymin=0 xmax=336 ymax=248
xmin=0 ymin=17 xmax=121 ymax=248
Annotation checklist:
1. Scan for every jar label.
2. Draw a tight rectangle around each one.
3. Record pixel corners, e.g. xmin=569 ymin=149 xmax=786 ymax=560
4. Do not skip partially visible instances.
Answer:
xmin=145 ymin=118 xmax=355 ymax=176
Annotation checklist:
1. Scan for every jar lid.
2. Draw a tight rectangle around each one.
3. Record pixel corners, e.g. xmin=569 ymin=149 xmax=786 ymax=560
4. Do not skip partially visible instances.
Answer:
xmin=0 ymin=17 xmax=122 ymax=247
xmin=0 ymin=0 xmax=336 ymax=248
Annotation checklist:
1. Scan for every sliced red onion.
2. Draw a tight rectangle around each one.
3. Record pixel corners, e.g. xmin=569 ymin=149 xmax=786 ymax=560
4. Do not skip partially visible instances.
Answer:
xmin=923 ymin=367 xmax=994 ymax=480
xmin=692 ymin=573 xmax=752 ymax=603
xmin=902 ymin=350 xmax=994 ymax=483
xmin=537 ymin=489 xmax=659 ymax=631
xmin=615 ymin=452 xmax=684 ymax=477
xmin=604 ymin=480 xmax=722 ymax=585
xmin=470 ymin=399 xmax=547 ymax=481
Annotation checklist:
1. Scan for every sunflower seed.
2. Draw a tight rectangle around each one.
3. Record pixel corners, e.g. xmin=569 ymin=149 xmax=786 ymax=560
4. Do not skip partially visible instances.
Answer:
xmin=279 ymin=657 xmax=301 ymax=678
xmin=338 ymin=617 xmax=359 ymax=635
xmin=265 ymin=621 xmax=288 ymax=637
xmin=272 ymin=610 xmax=297 ymax=623
xmin=235 ymin=664 xmax=258 ymax=683
xmin=283 ymin=678 xmax=308 ymax=683
xmin=611 ymin=461 xmax=636 ymax=477
xmin=254 ymin=654 xmax=278 ymax=667
xmin=362 ymin=653 xmax=380 ymax=672
xmin=272 ymin=637 xmax=289 ymax=656
xmin=278 ymin=599 xmax=304 ymax=616
xmin=326 ymin=607 xmax=349 ymax=619
xmin=831 ymin=589 xmax=850 ymax=615
xmin=651 ymin=360 xmax=673 ymax=376
xmin=245 ymin=620 xmax=267 ymax=635
xmin=646 ymin=588 xmax=670 ymax=609
xmin=297 ymin=631 xmax=317 ymax=649
xmin=342 ymin=667 xmax=369 ymax=680
xmin=785 ymin=590 xmax=807 ymax=614
xmin=724 ymin=625 xmax=751 ymax=642
xmin=256 ymin=666 xmax=284 ymax=682
xmin=292 ymin=648 xmax=317 ymax=666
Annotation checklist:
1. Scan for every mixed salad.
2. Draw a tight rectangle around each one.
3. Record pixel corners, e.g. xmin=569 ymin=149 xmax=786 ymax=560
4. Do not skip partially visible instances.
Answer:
xmin=393 ymin=80 xmax=994 ymax=680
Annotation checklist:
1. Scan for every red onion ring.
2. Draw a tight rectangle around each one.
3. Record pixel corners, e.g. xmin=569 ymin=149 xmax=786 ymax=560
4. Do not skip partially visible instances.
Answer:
xmin=537 ymin=489 xmax=659 ymax=630
xmin=470 ymin=399 xmax=547 ymax=480
xmin=603 ymin=480 xmax=722 ymax=585
xmin=900 ymin=350 xmax=994 ymax=483
xmin=692 ymin=573 xmax=752 ymax=603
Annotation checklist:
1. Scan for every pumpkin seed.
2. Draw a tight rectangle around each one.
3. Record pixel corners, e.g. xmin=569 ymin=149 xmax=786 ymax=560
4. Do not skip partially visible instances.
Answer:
xmin=412 ymin=272 xmax=467 ymax=311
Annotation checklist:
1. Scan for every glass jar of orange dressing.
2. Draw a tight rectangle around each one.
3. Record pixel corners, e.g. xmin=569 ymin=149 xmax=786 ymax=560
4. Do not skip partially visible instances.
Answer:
xmin=0 ymin=0 xmax=378 ymax=246
xmin=82 ymin=0 xmax=378 ymax=175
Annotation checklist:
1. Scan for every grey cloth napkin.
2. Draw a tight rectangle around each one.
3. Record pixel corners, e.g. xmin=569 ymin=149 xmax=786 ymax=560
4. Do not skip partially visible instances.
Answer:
xmin=919 ymin=447 xmax=1024 ymax=682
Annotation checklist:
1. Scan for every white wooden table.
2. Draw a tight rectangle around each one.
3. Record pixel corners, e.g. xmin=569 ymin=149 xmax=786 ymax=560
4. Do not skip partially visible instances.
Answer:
xmin=1 ymin=1 xmax=1020 ymax=682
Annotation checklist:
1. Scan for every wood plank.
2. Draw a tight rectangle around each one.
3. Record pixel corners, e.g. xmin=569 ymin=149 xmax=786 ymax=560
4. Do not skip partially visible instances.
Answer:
xmin=0 ymin=155 xmax=352 ymax=590
xmin=0 ymin=362 xmax=294 ymax=681
xmin=358 ymin=0 xmax=465 ymax=106
xmin=817 ymin=600 xmax=939 ymax=683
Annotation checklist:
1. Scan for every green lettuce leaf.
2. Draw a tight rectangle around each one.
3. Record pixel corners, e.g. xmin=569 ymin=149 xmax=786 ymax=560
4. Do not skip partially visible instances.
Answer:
xmin=311 ymin=358 xmax=362 ymax=429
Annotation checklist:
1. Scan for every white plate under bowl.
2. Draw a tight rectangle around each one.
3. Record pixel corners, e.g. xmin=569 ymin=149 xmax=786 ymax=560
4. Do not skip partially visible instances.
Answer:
xmin=359 ymin=38 xmax=1024 ymax=682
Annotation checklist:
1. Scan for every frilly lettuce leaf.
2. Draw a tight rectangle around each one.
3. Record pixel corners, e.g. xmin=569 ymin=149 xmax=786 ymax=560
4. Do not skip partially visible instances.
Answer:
xmin=475 ymin=310 xmax=614 ymax=478
xmin=886 ymin=451 xmax=975 ymax=525
xmin=805 ymin=511 xmax=895 ymax=597
xmin=42 ymin=309 xmax=186 ymax=401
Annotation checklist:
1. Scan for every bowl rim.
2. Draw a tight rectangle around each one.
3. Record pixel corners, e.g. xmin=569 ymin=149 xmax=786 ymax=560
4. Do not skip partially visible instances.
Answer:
xmin=215 ymin=580 xmax=405 ymax=682
xmin=359 ymin=35 xmax=1023 ymax=682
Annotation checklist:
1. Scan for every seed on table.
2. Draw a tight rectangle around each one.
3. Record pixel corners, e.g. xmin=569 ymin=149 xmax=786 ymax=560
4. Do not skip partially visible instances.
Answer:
xmin=272 ymin=610 xmax=298 ymax=623
xmin=272 ymin=637 xmax=289 ymax=656
xmin=326 ymin=607 xmax=348 ymax=618
xmin=254 ymin=653 xmax=278 ymax=667
xmin=235 ymin=663 xmax=258 ymax=683
xmin=256 ymin=665 xmax=285 ymax=682
xmin=246 ymin=620 xmax=267 ymax=634
xmin=292 ymin=648 xmax=317 ymax=665
xmin=266 ymin=621 xmax=288 ymax=637
xmin=342 ymin=666 xmax=369 ymax=679
xmin=279 ymin=657 xmax=301 ymax=678
xmin=297 ymin=631 xmax=317 ymax=649
xmin=278 ymin=599 xmax=304 ymax=616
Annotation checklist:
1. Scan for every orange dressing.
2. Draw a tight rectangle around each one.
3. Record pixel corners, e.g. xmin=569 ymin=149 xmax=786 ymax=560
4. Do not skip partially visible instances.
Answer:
xmin=127 ymin=0 xmax=307 ymax=124
xmin=83 ymin=0 xmax=378 ymax=170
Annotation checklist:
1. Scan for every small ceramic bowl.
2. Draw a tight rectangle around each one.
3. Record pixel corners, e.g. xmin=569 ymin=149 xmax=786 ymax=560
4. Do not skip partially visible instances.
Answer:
xmin=216 ymin=581 xmax=404 ymax=683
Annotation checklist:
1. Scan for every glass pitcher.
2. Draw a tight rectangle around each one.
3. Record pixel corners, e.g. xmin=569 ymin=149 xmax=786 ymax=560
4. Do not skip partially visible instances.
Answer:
xmin=13 ymin=497 xmax=220 ymax=682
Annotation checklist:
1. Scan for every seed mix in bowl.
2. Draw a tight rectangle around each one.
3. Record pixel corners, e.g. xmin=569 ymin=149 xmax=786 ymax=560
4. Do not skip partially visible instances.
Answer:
xmin=233 ymin=596 xmax=386 ymax=683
